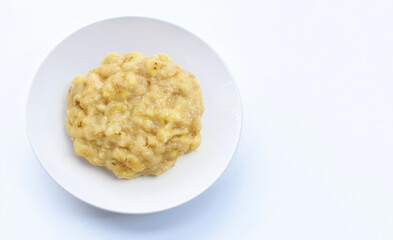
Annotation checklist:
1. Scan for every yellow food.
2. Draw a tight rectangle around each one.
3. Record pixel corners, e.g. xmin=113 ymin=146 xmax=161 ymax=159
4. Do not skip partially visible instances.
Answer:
xmin=65 ymin=52 xmax=204 ymax=179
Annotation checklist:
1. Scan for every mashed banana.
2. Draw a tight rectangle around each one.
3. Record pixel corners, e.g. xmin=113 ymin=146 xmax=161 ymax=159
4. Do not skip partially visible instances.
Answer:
xmin=65 ymin=52 xmax=204 ymax=179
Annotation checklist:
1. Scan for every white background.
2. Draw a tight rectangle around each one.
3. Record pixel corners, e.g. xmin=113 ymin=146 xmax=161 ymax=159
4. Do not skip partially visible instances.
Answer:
xmin=1 ymin=0 xmax=393 ymax=239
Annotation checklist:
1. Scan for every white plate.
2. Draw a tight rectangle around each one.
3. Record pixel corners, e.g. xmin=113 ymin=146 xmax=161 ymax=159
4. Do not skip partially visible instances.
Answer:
xmin=26 ymin=17 xmax=242 ymax=214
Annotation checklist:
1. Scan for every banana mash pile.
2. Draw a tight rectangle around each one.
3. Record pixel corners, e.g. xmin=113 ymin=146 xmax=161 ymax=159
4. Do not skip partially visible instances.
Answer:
xmin=65 ymin=52 xmax=204 ymax=179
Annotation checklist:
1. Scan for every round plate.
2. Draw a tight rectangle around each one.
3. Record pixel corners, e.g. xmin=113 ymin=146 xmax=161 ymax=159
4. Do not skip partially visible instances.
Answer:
xmin=26 ymin=17 xmax=242 ymax=214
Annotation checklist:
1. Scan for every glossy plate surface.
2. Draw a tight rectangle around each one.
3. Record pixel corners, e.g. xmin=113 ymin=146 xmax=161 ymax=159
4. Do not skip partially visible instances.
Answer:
xmin=26 ymin=17 xmax=242 ymax=214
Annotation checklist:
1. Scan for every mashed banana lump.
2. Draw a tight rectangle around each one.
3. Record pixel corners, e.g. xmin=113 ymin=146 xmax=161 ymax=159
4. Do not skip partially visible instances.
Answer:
xmin=65 ymin=52 xmax=204 ymax=179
